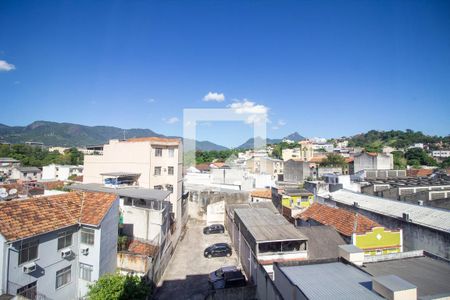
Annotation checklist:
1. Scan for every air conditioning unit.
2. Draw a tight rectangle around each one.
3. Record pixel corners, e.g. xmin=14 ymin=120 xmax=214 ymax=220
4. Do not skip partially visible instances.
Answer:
xmin=23 ymin=262 xmax=36 ymax=274
xmin=81 ymin=247 xmax=89 ymax=255
xmin=403 ymin=213 xmax=411 ymax=222
xmin=61 ymin=248 xmax=72 ymax=259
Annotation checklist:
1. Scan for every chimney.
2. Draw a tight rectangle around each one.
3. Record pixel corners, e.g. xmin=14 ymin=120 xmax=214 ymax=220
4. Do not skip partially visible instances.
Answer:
xmin=338 ymin=244 xmax=364 ymax=266
xmin=372 ymin=275 xmax=417 ymax=300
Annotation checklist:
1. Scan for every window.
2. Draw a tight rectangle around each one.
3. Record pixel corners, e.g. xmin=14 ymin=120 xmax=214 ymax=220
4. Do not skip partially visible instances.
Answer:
xmin=57 ymin=231 xmax=73 ymax=250
xmin=17 ymin=281 xmax=37 ymax=300
xmin=154 ymin=185 xmax=163 ymax=190
xmin=80 ymin=228 xmax=94 ymax=245
xmin=56 ymin=266 xmax=71 ymax=289
xmin=154 ymin=167 xmax=161 ymax=176
xmin=168 ymin=166 xmax=174 ymax=175
xmin=155 ymin=148 xmax=163 ymax=157
xmin=18 ymin=240 xmax=38 ymax=265
xmin=168 ymin=148 xmax=175 ymax=157
xmin=79 ymin=263 xmax=93 ymax=281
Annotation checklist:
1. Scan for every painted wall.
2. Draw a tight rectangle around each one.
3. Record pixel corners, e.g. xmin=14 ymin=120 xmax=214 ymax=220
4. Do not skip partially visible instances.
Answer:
xmin=353 ymin=227 xmax=402 ymax=256
xmin=282 ymin=195 xmax=314 ymax=209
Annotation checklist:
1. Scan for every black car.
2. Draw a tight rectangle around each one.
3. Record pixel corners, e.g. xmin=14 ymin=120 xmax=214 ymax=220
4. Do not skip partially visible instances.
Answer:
xmin=203 ymin=224 xmax=225 ymax=235
xmin=204 ymin=243 xmax=232 ymax=258
xmin=212 ymin=270 xmax=246 ymax=289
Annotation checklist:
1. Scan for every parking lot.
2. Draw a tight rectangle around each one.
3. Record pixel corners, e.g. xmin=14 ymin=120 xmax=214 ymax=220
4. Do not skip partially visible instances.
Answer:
xmin=153 ymin=219 xmax=239 ymax=300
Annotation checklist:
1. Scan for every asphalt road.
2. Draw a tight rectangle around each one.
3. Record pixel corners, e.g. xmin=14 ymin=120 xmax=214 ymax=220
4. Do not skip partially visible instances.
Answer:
xmin=153 ymin=219 xmax=239 ymax=300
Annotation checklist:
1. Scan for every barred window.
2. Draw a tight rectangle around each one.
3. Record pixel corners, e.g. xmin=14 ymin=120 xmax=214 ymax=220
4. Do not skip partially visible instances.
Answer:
xmin=154 ymin=167 xmax=161 ymax=176
xmin=155 ymin=148 xmax=163 ymax=157
xmin=57 ymin=231 xmax=73 ymax=250
xmin=18 ymin=240 xmax=38 ymax=265
xmin=81 ymin=228 xmax=95 ymax=245
xmin=56 ymin=266 xmax=71 ymax=289
xmin=79 ymin=263 xmax=93 ymax=281
xmin=168 ymin=166 xmax=174 ymax=175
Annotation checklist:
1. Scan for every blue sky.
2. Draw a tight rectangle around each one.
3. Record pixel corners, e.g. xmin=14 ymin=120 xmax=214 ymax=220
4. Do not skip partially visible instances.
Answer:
xmin=0 ymin=0 xmax=449 ymax=147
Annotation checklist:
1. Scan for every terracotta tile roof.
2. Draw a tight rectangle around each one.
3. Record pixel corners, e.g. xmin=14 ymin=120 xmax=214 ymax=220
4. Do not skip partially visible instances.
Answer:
xmin=0 ymin=191 xmax=117 ymax=241
xmin=41 ymin=180 xmax=64 ymax=190
xmin=308 ymin=156 xmax=326 ymax=163
xmin=195 ymin=163 xmax=210 ymax=171
xmin=212 ymin=162 xmax=225 ymax=168
xmin=126 ymin=137 xmax=180 ymax=144
xmin=407 ymin=169 xmax=433 ymax=177
xmin=251 ymin=189 xmax=272 ymax=199
xmin=128 ymin=239 xmax=158 ymax=257
xmin=296 ymin=203 xmax=381 ymax=237
xmin=345 ymin=157 xmax=354 ymax=163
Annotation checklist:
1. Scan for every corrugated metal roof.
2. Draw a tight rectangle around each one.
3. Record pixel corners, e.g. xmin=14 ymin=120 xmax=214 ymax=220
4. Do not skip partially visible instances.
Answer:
xmin=234 ymin=208 xmax=307 ymax=242
xmin=70 ymin=183 xmax=170 ymax=201
xmin=279 ymin=262 xmax=383 ymax=300
xmin=328 ymin=189 xmax=450 ymax=233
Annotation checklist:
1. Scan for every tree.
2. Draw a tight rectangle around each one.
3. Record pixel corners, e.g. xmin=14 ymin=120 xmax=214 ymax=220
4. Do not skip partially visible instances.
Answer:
xmin=320 ymin=153 xmax=346 ymax=167
xmin=392 ymin=151 xmax=407 ymax=170
xmin=404 ymin=148 xmax=438 ymax=167
xmin=87 ymin=273 xmax=149 ymax=300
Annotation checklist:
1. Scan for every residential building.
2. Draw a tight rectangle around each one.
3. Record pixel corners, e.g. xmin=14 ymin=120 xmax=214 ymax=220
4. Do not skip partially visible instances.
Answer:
xmin=42 ymin=164 xmax=83 ymax=181
xmin=225 ymin=206 xmax=308 ymax=280
xmin=82 ymin=137 xmax=184 ymax=235
xmin=0 ymin=191 xmax=119 ymax=299
xmin=283 ymin=159 xmax=310 ymax=183
xmin=312 ymin=143 xmax=334 ymax=153
xmin=432 ymin=150 xmax=450 ymax=158
xmin=320 ymin=189 xmax=450 ymax=259
xmin=282 ymin=146 xmax=313 ymax=162
xmin=245 ymin=157 xmax=283 ymax=180
xmin=10 ymin=167 xmax=42 ymax=181
xmin=280 ymin=188 xmax=314 ymax=210
xmin=0 ymin=158 xmax=20 ymax=179
xmin=296 ymin=203 xmax=403 ymax=255
xmin=250 ymin=189 xmax=272 ymax=203
xmin=353 ymin=152 xmax=393 ymax=173
xmin=48 ymin=147 xmax=69 ymax=154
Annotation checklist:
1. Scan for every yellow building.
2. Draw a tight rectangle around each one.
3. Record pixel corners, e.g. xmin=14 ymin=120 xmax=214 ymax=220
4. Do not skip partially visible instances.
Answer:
xmin=281 ymin=189 xmax=314 ymax=209
xmin=353 ymin=227 xmax=402 ymax=255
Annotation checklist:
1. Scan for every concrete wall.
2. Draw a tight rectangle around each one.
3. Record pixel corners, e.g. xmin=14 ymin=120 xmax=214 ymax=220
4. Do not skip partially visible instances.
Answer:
xmin=255 ymin=263 xmax=283 ymax=300
xmin=354 ymin=153 xmax=393 ymax=173
xmin=206 ymin=200 xmax=225 ymax=225
xmin=206 ymin=285 xmax=257 ymax=300
xmin=284 ymin=160 xmax=310 ymax=183
xmin=273 ymin=263 xmax=305 ymax=300
xmin=0 ymin=235 xmax=6 ymax=295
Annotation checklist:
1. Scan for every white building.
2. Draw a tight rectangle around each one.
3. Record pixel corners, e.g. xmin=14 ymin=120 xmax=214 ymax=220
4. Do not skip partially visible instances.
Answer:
xmin=0 ymin=158 xmax=20 ymax=179
xmin=82 ymin=137 xmax=184 ymax=238
xmin=0 ymin=191 xmax=119 ymax=299
xmin=42 ymin=164 xmax=83 ymax=181
xmin=432 ymin=150 xmax=450 ymax=158
xmin=353 ymin=152 xmax=393 ymax=173
xmin=10 ymin=167 xmax=42 ymax=181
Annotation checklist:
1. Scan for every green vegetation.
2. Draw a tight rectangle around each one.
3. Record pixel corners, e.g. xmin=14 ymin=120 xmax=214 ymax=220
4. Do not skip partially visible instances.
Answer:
xmin=392 ymin=151 xmax=407 ymax=170
xmin=194 ymin=149 xmax=240 ymax=164
xmin=271 ymin=142 xmax=299 ymax=159
xmin=347 ymin=129 xmax=449 ymax=150
xmin=87 ymin=273 xmax=149 ymax=300
xmin=320 ymin=153 xmax=346 ymax=167
xmin=0 ymin=144 xmax=83 ymax=167
xmin=404 ymin=148 xmax=438 ymax=167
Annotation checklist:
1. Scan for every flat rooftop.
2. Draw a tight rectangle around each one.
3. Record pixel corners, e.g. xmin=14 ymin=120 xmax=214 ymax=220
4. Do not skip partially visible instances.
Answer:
xmin=327 ymin=189 xmax=450 ymax=233
xmin=234 ymin=208 xmax=307 ymax=243
xmin=366 ymin=176 xmax=450 ymax=188
xmin=279 ymin=262 xmax=382 ymax=300
xmin=70 ymin=183 xmax=170 ymax=201
xmin=364 ymin=256 xmax=450 ymax=298
xmin=100 ymin=172 xmax=141 ymax=177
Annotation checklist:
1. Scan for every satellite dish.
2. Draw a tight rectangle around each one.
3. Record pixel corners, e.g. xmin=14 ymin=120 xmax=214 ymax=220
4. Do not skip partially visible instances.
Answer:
xmin=0 ymin=191 xmax=8 ymax=199
xmin=0 ymin=188 xmax=6 ymax=194
xmin=9 ymin=189 xmax=17 ymax=195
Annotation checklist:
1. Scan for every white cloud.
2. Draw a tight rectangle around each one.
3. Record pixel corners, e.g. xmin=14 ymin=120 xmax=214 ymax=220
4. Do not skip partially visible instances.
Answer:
xmin=203 ymin=92 xmax=225 ymax=102
xmin=163 ymin=117 xmax=179 ymax=124
xmin=0 ymin=60 xmax=15 ymax=72
xmin=228 ymin=99 xmax=269 ymax=124
xmin=272 ymin=119 xmax=286 ymax=130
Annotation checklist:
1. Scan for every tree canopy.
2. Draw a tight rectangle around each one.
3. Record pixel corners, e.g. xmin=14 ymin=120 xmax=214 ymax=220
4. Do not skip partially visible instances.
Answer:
xmin=87 ymin=273 xmax=149 ymax=300
xmin=320 ymin=153 xmax=346 ymax=167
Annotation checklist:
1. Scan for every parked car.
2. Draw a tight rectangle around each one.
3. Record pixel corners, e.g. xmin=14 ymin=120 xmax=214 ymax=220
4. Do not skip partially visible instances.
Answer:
xmin=203 ymin=224 xmax=225 ymax=235
xmin=204 ymin=243 xmax=232 ymax=258
xmin=209 ymin=266 xmax=239 ymax=284
xmin=212 ymin=269 xmax=246 ymax=289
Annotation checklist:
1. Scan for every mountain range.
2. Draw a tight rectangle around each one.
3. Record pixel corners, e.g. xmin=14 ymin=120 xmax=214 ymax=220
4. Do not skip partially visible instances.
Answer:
xmin=0 ymin=121 xmax=307 ymax=151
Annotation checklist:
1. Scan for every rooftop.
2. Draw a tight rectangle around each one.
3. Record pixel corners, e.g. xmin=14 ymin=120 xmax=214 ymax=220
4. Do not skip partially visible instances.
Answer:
xmin=327 ymin=189 xmax=450 ymax=233
xmin=100 ymin=172 xmax=141 ymax=177
xmin=15 ymin=166 xmax=41 ymax=173
xmin=234 ymin=208 xmax=308 ymax=243
xmin=364 ymin=256 xmax=450 ymax=298
xmin=0 ymin=157 xmax=19 ymax=163
xmin=70 ymin=183 xmax=171 ymax=201
xmin=296 ymin=226 xmax=345 ymax=259
xmin=278 ymin=262 xmax=382 ymax=300
xmin=297 ymin=203 xmax=382 ymax=236
xmin=250 ymin=189 xmax=272 ymax=199
xmin=0 ymin=191 xmax=117 ymax=241
xmin=126 ymin=137 xmax=180 ymax=144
